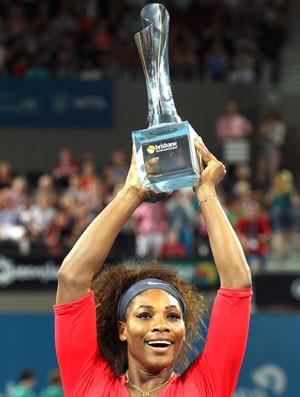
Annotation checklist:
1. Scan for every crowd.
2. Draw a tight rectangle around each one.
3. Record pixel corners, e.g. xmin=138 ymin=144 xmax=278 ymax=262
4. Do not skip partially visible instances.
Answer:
xmin=0 ymin=0 xmax=289 ymax=83
xmin=0 ymin=104 xmax=299 ymax=271
xmin=6 ymin=368 xmax=63 ymax=397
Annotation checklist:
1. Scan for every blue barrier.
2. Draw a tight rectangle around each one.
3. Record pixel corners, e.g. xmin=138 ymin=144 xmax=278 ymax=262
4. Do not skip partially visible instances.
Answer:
xmin=1 ymin=312 xmax=299 ymax=395
xmin=0 ymin=79 xmax=113 ymax=126
xmin=0 ymin=313 xmax=58 ymax=395
xmin=234 ymin=313 xmax=300 ymax=397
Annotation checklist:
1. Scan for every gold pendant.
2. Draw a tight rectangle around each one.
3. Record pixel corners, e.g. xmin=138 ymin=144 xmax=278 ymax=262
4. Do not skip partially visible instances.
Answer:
xmin=142 ymin=394 xmax=150 ymax=397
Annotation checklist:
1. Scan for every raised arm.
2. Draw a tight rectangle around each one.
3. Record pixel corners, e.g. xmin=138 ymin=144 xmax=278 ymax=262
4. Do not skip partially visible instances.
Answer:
xmin=194 ymin=138 xmax=252 ymax=289
xmin=56 ymin=151 xmax=165 ymax=304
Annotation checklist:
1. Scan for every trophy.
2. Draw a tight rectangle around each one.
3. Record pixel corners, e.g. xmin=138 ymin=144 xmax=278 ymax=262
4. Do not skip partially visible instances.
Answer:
xmin=132 ymin=3 xmax=201 ymax=193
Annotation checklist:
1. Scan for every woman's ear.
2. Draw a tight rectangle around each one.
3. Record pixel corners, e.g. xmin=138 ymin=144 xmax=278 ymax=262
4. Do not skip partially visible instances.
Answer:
xmin=117 ymin=321 xmax=127 ymax=342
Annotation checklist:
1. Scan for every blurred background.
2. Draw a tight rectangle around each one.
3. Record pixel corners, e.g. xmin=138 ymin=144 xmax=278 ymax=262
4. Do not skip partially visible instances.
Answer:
xmin=0 ymin=0 xmax=299 ymax=396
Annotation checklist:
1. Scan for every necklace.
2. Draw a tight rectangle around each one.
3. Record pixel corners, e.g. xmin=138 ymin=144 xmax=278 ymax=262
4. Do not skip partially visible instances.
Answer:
xmin=125 ymin=370 xmax=173 ymax=397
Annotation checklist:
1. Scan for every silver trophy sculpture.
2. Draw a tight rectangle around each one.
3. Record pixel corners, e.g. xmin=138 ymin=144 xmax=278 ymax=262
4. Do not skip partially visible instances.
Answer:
xmin=132 ymin=3 xmax=201 ymax=193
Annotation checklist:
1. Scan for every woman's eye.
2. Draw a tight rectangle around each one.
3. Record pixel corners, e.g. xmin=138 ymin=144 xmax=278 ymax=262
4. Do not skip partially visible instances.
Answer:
xmin=168 ymin=313 xmax=180 ymax=320
xmin=137 ymin=312 xmax=151 ymax=319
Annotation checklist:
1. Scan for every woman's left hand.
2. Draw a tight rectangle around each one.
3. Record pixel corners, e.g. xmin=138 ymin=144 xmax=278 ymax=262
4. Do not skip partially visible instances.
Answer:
xmin=193 ymin=137 xmax=226 ymax=194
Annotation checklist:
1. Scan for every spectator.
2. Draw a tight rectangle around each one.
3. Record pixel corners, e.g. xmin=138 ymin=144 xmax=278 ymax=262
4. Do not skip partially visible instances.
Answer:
xmin=80 ymin=151 xmax=102 ymax=176
xmin=102 ymin=148 xmax=129 ymax=193
xmin=39 ymin=369 xmax=64 ymax=397
xmin=83 ymin=179 xmax=108 ymax=218
xmin=11 ymin=56 xmax=29 ymax=78
xmin=255 ymin=109 xmax=287 ymax=190
xmin=11 ymin=368 xmax=37 ymax=397
xmin=229 ymin=48 xmax=257 ymax=84
xmin=216 ymin=100 xmax=253 ymax=142
xmin=165 ymin=190 xmax=195 ymax=255
xmin=258 ymin=1 xmax=286 ymax=83
xmin=52 ymin=148 xmax=79 ymax=190
xmin=79 ymin=58 xmax=103 ymax=80
xmin=216 ymin=100 xmax=253 ymax=188
xmin=204 ymin=39 xmax=229 ymax=81
xmin=109 ymin=148 xmax=129 ymax=183
xmin=231 ymin=163 xmax=253 ymax=198
xmin=20 ymin=194 xmax=57 ymax=241
xmin=43 ymin=206 xmax=73 ymax=257
xmin=0 ymin=160 xmax=13 ymax=189
xmin=8 ymin=175 xmax=29 ymax=209
xmin=265 ymin=169 xmax=300 ymax=258
xmin=78 ymin=164 xmax=100 ymax=190
xmin=159 ymin=229 xmax=186 ymax=259
xmin=65 ymin=193 xmax=96 ymax=247
xmin=31 ymin=174 xmax=58 ymax=207
xmin=53 ymin=47 xmax=78 ymax=79
xmin=0 ymin=187 xmax=26 ymax=241
xmin=232 ymin=27 xmax=259 ymax=81
xmin=25 ymin=52 xmax=51 ymax=79
xmin=235 ymin=200 xmax=271 ymax=271
xmin=61 ymin=173 xmax=84 ymax=203
xmin=132 ymin=201 xmax=168 ymax=257
xmin=0 ymin=1 xmax=289 ymax=81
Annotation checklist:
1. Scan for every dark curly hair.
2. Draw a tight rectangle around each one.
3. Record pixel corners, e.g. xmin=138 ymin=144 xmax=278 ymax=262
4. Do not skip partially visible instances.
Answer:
xmin=91 ymin=259 xmax=207 ymax=376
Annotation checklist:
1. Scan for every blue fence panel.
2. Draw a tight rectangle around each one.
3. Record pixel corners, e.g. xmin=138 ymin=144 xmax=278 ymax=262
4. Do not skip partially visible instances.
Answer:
xmin=0 ymin=79 xmax=113 ymax=126
xmin=234 ymin=314 xmax=300 ymax=397
xmin=0 ymin=313 xmax=58 ymax=395
xmin=1 ymin=312 xmax=300 ymax=396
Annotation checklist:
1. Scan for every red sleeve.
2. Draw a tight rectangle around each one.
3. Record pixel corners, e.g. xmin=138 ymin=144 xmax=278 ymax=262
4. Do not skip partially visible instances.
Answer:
xmin=53 ymin=291 xmax=115 ymax=396
xmin=184 ymin=288 xmax=252 ymax=396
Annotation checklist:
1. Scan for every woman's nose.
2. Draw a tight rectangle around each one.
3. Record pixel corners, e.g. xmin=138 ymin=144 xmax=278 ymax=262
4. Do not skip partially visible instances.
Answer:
xmin=151 ymin=316 xmax=170 ymax=333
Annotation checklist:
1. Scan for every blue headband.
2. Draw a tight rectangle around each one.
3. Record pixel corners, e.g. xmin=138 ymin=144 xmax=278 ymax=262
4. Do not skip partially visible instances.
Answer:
xmin=117 ymin=278 xmax=186 ymax=320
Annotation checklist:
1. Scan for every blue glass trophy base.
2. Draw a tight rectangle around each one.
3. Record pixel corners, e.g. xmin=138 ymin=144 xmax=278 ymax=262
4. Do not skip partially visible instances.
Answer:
xmin=132 ymin=120 xmax=201 ymax=193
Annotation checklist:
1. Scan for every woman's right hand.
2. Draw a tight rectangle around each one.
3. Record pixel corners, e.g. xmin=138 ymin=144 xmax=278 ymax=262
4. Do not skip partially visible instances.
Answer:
xmin=124 ymin=147 xmax=171 ymax=203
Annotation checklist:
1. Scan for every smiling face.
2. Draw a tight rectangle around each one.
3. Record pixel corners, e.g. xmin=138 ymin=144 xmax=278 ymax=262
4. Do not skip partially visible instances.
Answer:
xmin=118 ymin=289 xmax=186 ymax=373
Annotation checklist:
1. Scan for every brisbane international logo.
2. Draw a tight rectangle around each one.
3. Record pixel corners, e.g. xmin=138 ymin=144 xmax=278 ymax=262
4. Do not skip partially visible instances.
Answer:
xmin=146 ymin=145 xmax=156 ymax=154
xmin=146 ymin=142 xmax=178 ymax=154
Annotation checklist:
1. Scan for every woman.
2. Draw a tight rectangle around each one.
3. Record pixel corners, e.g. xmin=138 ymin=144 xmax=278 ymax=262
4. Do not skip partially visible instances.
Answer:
xmin=54 ymin=138 xmax=252 ymax=396
xmin=265 ymin=169 xmax=300 ymax=258
xmin=255 ymin=109 xmax=287 ymax=190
